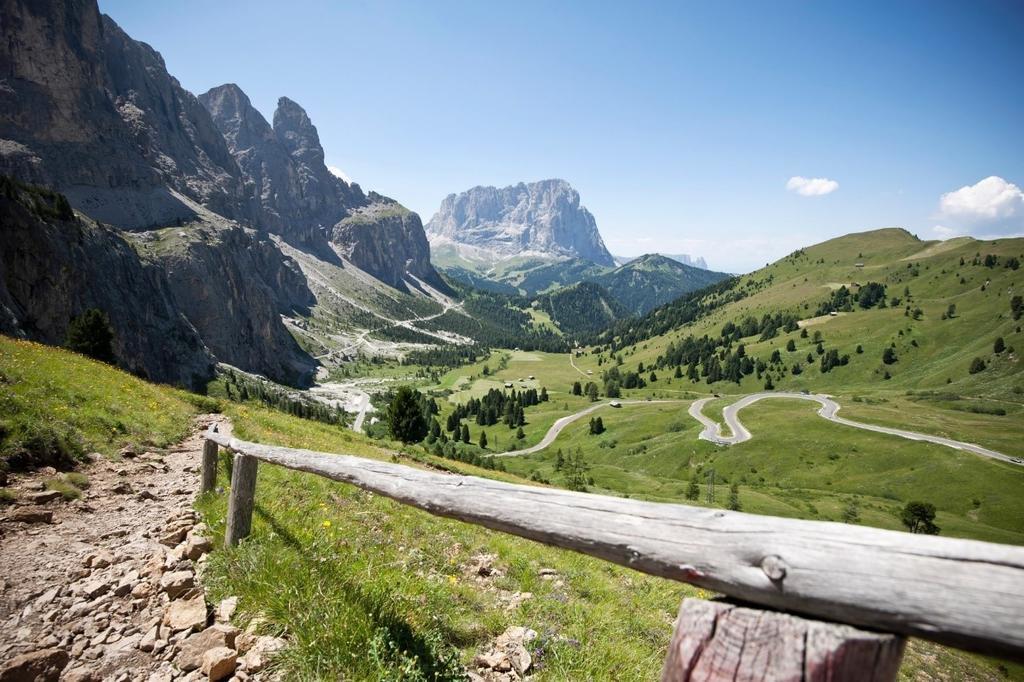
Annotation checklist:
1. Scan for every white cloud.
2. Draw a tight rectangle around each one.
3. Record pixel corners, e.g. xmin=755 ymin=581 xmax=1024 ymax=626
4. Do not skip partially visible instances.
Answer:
xmin=932 ymin=225 xmax=962 ymax=238
xmin=939 ymin=176 xmax=1023 ymax=221
xmin=327 ymin=165 xmax=351 ymax=184
xmin=786 ymin=176 xmax=839 ymax=197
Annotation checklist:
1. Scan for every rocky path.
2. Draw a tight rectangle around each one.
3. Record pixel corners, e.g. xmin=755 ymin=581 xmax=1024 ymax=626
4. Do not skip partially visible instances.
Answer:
xmin=0 ymin=415 xmax=285 ymax=681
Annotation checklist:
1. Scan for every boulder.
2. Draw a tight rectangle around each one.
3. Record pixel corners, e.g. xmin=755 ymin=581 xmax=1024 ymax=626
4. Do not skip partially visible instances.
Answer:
xmin=25 ymin=490 xmax=62 ymax=505
xmin=162 ymin=594 xmax=207 ymax=632
xmin=176 ymin=624 xmax=239 ymax=672
xmin=239 ymin=636 xmax=286 ymax=673
xmin=159 ymin=527 xmax=188 ymax=547
xmin=200 ymin=647 xmax=237 ymax=681
xmin=0 ymin=647 xmax=69 ymax=682
xmin=159 ymin=570 xmax=195 ymax=599
xmin=184 ymin=535 xmax=213 ymax=561
xmin=4 ymin=507 xmax=53 ymax=524
xmin=215 ymin=596 xmax=238 ymax=623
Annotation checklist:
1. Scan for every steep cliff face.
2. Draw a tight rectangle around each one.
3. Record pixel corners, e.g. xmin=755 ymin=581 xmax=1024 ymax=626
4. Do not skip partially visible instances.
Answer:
xmin=99 ymin=15 xmax=248 ymax=226
xmin=332 ymin=199 xmax=445 ymax=291
xmin=0 ymin=0 xmax=166 ymax=224
xmin=426 ymin=179 xmax=615 ymax=266
xmin=0 ymin=182 xmax=215 ymax=389
xmin=137 ymin=218 xmax=317 ymax=387
xmin=0 ymin=0 xmax=248 ymax=229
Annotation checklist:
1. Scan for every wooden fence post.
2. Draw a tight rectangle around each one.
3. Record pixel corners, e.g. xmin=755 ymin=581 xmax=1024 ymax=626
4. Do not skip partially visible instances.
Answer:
xmin=201 ymin=439 xmax=218 ymax=493
xmin=224 ymin=454 xmax=258 ymax=547
xmin=661 ymin=598 xmax=905 ymax=682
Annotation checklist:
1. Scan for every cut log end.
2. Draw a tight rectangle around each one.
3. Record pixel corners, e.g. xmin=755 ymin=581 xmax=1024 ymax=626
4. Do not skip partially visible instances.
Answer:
xmin=661 ymin=598 xmax=906 ymax=682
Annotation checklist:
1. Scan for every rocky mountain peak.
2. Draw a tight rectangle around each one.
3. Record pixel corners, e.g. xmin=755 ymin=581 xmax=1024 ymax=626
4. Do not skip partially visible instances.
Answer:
xmin=273 ymin=97 xmax=325 ymax=168
xmin=426 ymin=179 xmax=615 ymax=267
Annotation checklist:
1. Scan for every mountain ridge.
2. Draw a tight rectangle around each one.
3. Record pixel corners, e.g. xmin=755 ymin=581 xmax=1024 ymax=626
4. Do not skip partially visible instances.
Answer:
xmin=426 ymin=179 xmax=615 ymax=267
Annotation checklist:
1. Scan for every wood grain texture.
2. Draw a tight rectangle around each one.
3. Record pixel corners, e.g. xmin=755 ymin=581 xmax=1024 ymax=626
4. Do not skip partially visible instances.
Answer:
xmin=206 ymin=430 xmax=1024 ymax=660
xmin=201 ymin=439 xmax=218 ymax=494
xmin=224 ymin=453 xmax=258 ymax=547
xmin=661 ymin=599 xmax=905 ymax=681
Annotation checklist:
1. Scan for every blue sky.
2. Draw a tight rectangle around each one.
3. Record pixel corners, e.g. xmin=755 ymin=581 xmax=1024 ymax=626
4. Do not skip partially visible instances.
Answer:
xmin=100 ymin=0 xmax=1023 ymax=272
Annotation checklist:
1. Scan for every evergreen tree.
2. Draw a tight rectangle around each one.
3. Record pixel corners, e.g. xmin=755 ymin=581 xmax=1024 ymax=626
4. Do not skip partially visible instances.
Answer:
xmin=685 ymin=478 xmax=700 ymax=501
xmin=786 ymin=339 xmax=796 ymax=352
xmin=65 ymin=308 xmax=115 ymax=363
xmin=571 ymin=381 xmax=582 ymax=396
xmin=585 ymin=382 xmax=599 ymax=402
xmin=969 ymin=357 xmax=986 ymax=374
xmin=727 ymin=483 xmax=741 ymax=511
xmin=994 ymin=337 xmax=1005 ymax=354
xmin=516 ymin=426 xmax=525 ymax=440
xmin=461 ymin=423 xmax=471 ymax=444
xmin=564 ymin=449 xmax=590 ymax=492
xmin=388 ymin=386 xmax=428 ymax=443
xmin=540 ymin=387 xmax=549 ymax=402
xmin=479 ymin=430 xmax=488 ymax=449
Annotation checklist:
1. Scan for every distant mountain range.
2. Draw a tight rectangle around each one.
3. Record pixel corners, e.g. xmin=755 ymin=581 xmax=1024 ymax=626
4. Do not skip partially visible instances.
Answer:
xmin=614 ymin=253 xmax=709 ymax=270
xmin=426 ymin=179 xmax=725 ymax=314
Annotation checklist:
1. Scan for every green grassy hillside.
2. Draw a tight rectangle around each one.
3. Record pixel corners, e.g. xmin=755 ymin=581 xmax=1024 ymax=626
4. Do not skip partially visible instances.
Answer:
xmin=590 ymin=254 xmax=730 ymax=314
xmin=3 ymin=335 xmax=1020 ymax=679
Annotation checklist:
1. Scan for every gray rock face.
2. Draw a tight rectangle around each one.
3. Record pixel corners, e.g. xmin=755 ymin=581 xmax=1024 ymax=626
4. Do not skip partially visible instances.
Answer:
xmin=0 ymin=0 xmax=247 ymax=229
xmin=426 ymin=179 xmax=615 ymax=266
xmin=199 ymin=84 xmax=444 ymax=292
xmin=197 ymin=85 xmax=363 ymax=245
xmin=100 ymin=16 xmax=249 ymax=226
xmin=141 ymin=221 xmax=317 ymax=387
xmin=332 ymin=198 xmax=442 ymax=291
xmin=0 ymin=186 xmax=215 ymax=389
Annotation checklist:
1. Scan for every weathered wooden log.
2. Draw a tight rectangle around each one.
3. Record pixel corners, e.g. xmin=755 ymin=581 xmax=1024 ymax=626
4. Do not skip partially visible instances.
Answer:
xmin=205 ymin=430 xmax=1024 ymax=661
xmin=224 ymin=453 xmax=258 ymax=547
xmin=201 ymin=439 xmax=218 ymax=494
xmin=661 ymin=598 xmax=905 ymax=681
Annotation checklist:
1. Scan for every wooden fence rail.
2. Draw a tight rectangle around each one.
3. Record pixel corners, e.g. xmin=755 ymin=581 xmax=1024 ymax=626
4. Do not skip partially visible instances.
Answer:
xmin=202 ymin=430 xmax=1024 ymax=679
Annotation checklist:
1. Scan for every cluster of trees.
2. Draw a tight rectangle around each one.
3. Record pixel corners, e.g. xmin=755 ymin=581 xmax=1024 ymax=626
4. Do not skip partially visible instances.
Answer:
xmin=588 ymin=416 xmax=605 ymax=435
xmin=402 ymin=345 xmax=483 ymax=369
xmin=1012 ymin=295 xmax=1023 ymax=321
xmin=721 ymin=313 xmax=800 ymax=343
xmin=815 ymin=282 xmax=887 ymax=315
xmin=599 ymin=366 xmax=647 ymax=397
xmin=593 ymin=276 xmax=745 ymax=347
xmin=571 ymin=381 xmax=601 ymax=401
xmin=445 ymin=386 xmax=548 ymax=435
xmin=386 ymin=386 xmax=438 ymax=443
xmin=536 ymin=282 xmax=628 ymax=338
xmin=221 ymin=369 xmax=349 ymax=427
xmin=1 ymin=175 xmax=74 ymax=221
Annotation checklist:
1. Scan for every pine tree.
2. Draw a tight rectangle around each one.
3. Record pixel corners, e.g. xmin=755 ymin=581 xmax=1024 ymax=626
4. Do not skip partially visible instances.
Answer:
xmin=516 ymin=426 xmax=525 ymax=440
xmin=388 ymin=386 xmax=428 ymax=443
xmin=65 ymin=309 xmax=115 ymax=363
xmin=461 ymin=423 xmax=471 ymax=444
xmin=479 ymin=431 xmax=488 ymax=449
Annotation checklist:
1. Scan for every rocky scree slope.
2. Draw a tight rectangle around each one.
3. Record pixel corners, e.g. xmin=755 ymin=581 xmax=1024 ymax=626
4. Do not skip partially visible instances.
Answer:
xmin=426 ymin=180 xmax=615 ymax=267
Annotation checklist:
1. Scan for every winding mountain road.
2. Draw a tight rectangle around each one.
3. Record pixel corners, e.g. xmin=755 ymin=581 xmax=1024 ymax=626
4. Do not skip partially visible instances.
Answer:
xmin=492 ymin=389 xmax=1019 ymax=465
xmin=690 ymin=392 xmax=1018 ymax=464
xmin=494 ymin=399 xmax=685 ymax=457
